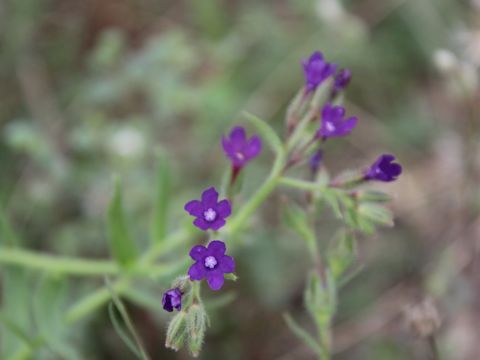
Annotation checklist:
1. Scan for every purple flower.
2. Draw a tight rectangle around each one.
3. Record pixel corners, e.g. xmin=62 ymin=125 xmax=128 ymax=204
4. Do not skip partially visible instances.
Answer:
xmin=188 ymin=240 xmax=235 ymax=291
xmin=310 ymin=148 xmax=323 ymax=174
xmin=332 ymin=68 xmax=352 ymax=96
xmin=222 ymin=126 xmax=262 ymax=169
xmin=302 ymin=51 xmax=337 ymax=93
xmin=317 ymin=103 xmax=358 ymax=139
xmin=184 ymin=187 xmax=231 ymax=231
xmin=162 ymin=288 xmax=182 ymax=312
xmin=364 ymin=154 xmax=402 ymax=182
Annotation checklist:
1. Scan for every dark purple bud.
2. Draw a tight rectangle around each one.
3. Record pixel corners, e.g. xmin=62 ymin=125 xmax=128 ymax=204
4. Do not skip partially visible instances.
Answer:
xmin=184 ymin=187 xmax=231 ymax=231
xmin=364 ymin=154 xmax=402 ymax=182
xmin=332 ymin=68 xmax=352 ymax=96
xmin=302 ymin=51 xmax=337 ymax=93
xmin=188 ymin=240 xmax=235 ymax=291
xmin=222 ymin=126 xmax=262 ymax=169
xmin=317 ymin=103 xmax=358 ymax=139
xmin=310 ymin=149 xmax=323 ymax=174
xmin=162 ymin=288 xmax=183 ymax=312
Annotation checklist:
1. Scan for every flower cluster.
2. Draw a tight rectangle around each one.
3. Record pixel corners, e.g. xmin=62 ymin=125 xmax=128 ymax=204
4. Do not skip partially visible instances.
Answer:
xmin=300 ymin=50 xmax=402 ymax=183
xmin=162 ymin=126 xmax=262 ymax=311
xmin=161 ymin=51 xmax=403 ymax=359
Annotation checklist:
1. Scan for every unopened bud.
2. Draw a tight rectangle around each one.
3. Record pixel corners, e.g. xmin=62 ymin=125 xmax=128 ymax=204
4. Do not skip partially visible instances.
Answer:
xmin=171 ymin=275 xmax=190 ymax=292
xmin=187 ymin=303 xmax=208 ymax=357
xmin=165 ymin=311 xmax=187 ymax=351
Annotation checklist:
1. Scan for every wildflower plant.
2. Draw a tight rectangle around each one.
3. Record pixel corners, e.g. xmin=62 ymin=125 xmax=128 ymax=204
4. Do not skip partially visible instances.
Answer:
xmin=0 ymin=50 xmax=401 ymax=359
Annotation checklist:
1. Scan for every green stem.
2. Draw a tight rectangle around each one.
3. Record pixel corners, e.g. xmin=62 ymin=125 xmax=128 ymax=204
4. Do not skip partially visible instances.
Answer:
xmin=66 ymin=278 xmax=130 ymax=324
xmin=0 ymin=247 xmax=119 ymax=276
xmin=318 ymin=327 xmax=331 ymax=360
xmin=64 ymin=229 xmax=191 ymax=324
xmin=279 ymin=177 xmax=327 ymax=192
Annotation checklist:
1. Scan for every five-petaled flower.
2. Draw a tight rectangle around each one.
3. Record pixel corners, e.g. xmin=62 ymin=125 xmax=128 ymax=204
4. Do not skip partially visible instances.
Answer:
xmin=364 ymin=154 xmax=402 ymax=182
xmin=332 ymin=68 xmax=352 ymax=97
xmin=222 ymin=126 xmax=262 ymax=169
xmin=188 ymin=240 xmax=235 ymax=291
xmin=302 ymin=51 xmax=337 ymax=93
xmin=317 ymin=103 xmax=358 ymax=139
xmin=184 ymin=187 xmax=231 ymax=231
xmin=162 ymin=288 xmax=183 ymax=312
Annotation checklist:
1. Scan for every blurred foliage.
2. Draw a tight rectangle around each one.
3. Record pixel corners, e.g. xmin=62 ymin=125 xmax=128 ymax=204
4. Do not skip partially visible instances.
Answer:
xmin=0 ymin=0 xmax=478 ymax=359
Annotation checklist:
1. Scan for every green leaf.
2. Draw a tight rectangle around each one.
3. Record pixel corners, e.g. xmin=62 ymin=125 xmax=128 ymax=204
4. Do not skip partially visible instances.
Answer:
xmin=321 ymin=189 xmax=343 ymax=219
xmin=243 ymin=112 xmax=283 ymax=157
xmin=243 ymin=111 xmax=286 ymax=175
xmin=106 ymin=279 xmax=150 ymax=360
xmin=304 ymin=271 xmax=336 ymax=329
xmin=108 ymin=303 xmax=144 ymax=359
xmin=283 ymin=204 xmax=318 ymax=257
xmin=107 ymin=177 xmax=138 ymax=267
xmin=151 ymin=152 xmax=171 ymax=244
xmin=0 ymin=312 xmax=33 ymax=347
xmin=32 ymin=275 xmax=81 ymax=359
xmin=357 ymin=190 xmax=392 ymax=203
xmin=1 ymin=268 xmax=34 ymax=357
xmin=283 ymin=313 xmax=323 ymax=357
xmin=327 ymin=231 xmax=357 ymax=280
xmin=358 ymin=203 xmax=394 ymax=227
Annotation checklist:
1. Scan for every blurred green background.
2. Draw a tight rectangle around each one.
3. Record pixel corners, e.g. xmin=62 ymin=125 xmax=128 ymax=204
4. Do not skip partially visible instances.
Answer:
xmin=1 ymin=0 xmax=479 ymax=359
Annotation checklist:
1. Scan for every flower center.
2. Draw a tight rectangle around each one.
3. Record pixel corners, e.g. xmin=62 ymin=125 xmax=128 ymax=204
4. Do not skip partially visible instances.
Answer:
xmin=203 ymin=208 xmax=217 ymax=222
xmin=204 ymin=256 xmax=217 ymax=269
xmin=325 ymin=122 xmax=336 ymax=132
xmin=235 ymin=152 xmax=245 ymax=160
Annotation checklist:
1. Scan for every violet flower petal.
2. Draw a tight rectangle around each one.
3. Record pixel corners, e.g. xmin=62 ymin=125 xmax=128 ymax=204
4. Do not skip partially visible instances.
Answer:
xmin=188 ymin=262 xmax=206 ymax=280
xmin=184 ymin=200 xmax=204 ymax=217
xmin=189 ymin=245 xmax=208 ymax=261
xmin=206 ymin=272 xmax=225 ymax=291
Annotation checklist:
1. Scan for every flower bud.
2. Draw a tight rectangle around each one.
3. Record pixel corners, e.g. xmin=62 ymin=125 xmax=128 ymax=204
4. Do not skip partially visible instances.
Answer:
xmin=165 ymin=311 xmax=187 ymax=351
xmin=186 ymin=303 xmax=208 ymax=357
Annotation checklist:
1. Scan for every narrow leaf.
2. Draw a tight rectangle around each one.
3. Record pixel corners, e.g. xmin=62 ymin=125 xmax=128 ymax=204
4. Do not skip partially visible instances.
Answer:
xmin=106 ymin=279 xmax=149 ymax=360
xmin=107 ymin=177 xmax=137 ymax=267
xmin=243 ymin=112 xmax=286 ymax=175
xmin=108 ymin=303 xmax=143 ymax=358
xmin=327 ymin=230 xmax=356 ymax=280
xmin=243 ymin=112 xmax=283 ymax=157
xmin=358 ymin=203 xmax=394 ymax=227
xmin=0 ymin=312 xmax=33 ymax=347
xmin=283 ymin=313 xmax=323 ymax=357
xmin=321 ymin=189 xmax=343 ymax=219
xmin=283 ymin=204 xmax=318 ymax=257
